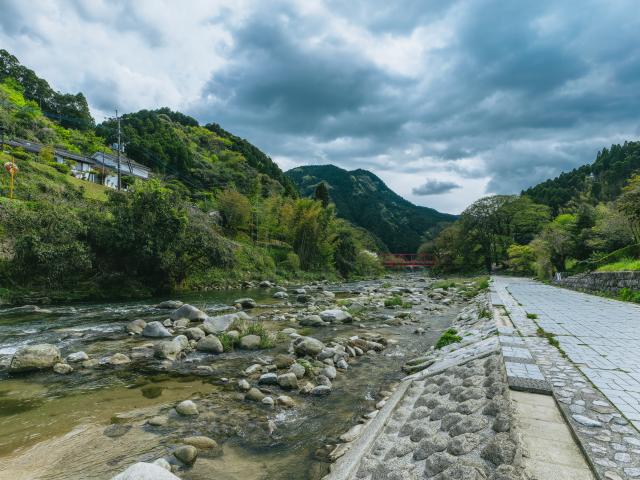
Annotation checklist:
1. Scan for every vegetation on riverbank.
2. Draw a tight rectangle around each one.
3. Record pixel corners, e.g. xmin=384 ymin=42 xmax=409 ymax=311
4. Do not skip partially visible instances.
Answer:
xmin=0 ymin=52 xmax=384 ymax=305
xmin=422 ymin=142 xmax=640 ymax=279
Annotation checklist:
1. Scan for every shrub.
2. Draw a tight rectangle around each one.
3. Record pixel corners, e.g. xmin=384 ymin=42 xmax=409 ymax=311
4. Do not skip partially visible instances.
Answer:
xmin=435 ymin=328 xmax=462 ymax=349
xmin=507 ymin=244 xmax=535 ymax=275
xmin=619 ymin=288 xmax=640 ymax=303
xmin=526 ymin=313 xmax=538 ymax=319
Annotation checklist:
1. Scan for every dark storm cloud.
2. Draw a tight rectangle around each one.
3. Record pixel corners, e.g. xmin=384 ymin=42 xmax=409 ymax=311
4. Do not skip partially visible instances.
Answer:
xmin=195 ymin=0 xmax=640 ymax=199
xmin=413 ymin=180 xmax=461 ymax=196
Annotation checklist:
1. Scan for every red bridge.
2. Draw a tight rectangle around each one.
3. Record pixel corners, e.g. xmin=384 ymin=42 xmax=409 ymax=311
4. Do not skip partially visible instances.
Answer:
xmin=381 ymin=253 xmax=436 ymax=269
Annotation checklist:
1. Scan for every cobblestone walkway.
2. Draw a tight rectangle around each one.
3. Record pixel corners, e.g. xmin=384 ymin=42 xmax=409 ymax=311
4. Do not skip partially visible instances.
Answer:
xmin=493 ymin=276 xmax=640 ymax=479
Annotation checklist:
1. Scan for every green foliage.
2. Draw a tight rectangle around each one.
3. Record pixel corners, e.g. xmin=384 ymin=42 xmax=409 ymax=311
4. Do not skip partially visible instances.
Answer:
xmin=333 ymin=229 xmax=358 ymax=278
xmin=435 ymin=328 xmax=462 ymax=349
xmin=218 ymin=332 xmax=239 ymax=352
xmin=314 ymin=181 xmax=330 ymax=208
xmin=216 ymin=188 xmax=251 ymax=234
xmin=384 ymin=296 xmax=403 ymax=307
xmin=354 ymin=250 xmax=384 ymax=277
xmin=597 ymin=258 xmax=640 ymax=272
xmin=287 ymin=164 xmax=455 ymax=252
xmin=507 ymin=244 xmax=535 ymax=275
xmin=526 ymin=313 xmax=538 ymax=319
xmin=618 ymin=288 xmax=640 ymax=303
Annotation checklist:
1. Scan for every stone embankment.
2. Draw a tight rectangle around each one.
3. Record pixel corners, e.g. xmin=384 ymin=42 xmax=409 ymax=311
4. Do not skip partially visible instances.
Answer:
xmin=325 ymin=294 xmax=526 ymax=480
xmin=554 ymin=271 xmax=640 ymax=294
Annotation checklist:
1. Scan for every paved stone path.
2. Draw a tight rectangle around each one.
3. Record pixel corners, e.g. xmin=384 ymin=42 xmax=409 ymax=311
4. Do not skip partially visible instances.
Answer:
xmin=497 ymin=277 xmax=640 ymax=429
xmin=493 ymin=276 xmax=640 ymax=479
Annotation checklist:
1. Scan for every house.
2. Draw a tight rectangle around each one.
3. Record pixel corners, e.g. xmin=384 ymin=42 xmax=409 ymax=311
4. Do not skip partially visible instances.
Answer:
xmin=4 ymin=138 xmax=151 ymax=188
xmin=91 ymin=151 xmax=151 ymax=188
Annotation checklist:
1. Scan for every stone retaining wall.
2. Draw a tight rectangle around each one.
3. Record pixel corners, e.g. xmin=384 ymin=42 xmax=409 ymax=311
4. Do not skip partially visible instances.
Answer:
xmin=554 ymin=271 xmax=640 ymax=294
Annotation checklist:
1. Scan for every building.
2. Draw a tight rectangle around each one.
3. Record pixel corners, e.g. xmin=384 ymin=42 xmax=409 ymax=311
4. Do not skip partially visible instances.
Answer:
xmin=4 ymin=138 xmax=151 ymax=188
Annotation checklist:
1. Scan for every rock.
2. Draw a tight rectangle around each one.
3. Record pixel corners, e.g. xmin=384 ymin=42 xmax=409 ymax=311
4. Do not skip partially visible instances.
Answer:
xmin=111 ymin=462 xmax=181 ymax=480
xmin=336 ymin=358 xmax=349 ymax=370
xmin=175 ymin=400 xmax=199 ymax=416
xmin=481 ymin=433 xmax=518 ymax=465
xmin=447 ymin=433 xmax=480 ymax=455
xmin=147 ymin=416 xmax=168 ymax=426
xmin=293 ymin=336 xmax=325 ymax=357
xmin=320 ymin=290 xmax=336 ymax=299
xmin=493 ymin=412 xmax=511 ymax=432
xmin=173 ymin=445 xmax=198 ymax=464
xmin=311 ymin=385 xmax=331 ymax=396
xmin=240 ymin=334 xmax=262 ymax=350
xmin=234 ymin=298 xmax=257 ymax=309
xmin=66 ymin=351 xmax=89 ymax=363
xmin=319 ymin=309 xmax=353 ymax=323
xmin=448 ymin=416 xmax=488 ymax=436
xmin=414 ymin=433 xmax=449 ymax=460
xmin=290 ymin=362 xmax=306 ymax=379
xmin=185 ymin=327 xmax=205 ymax=340
xmin=142 ymin=321 xmax=172 ymax=338
xmin=53 ymin=362 xmax=73 ymax=374
xmin=202 ymin=312 xmax=249 ymax=334
xmin=126 ymin=319 xmax=147 ymax=334
xmin=491 ymin=464 xmax=522 ymax=480
xmin=259 ymin=373 xmax=278 ymax=385
xmin=340 ymin=424 xmax=363 ymax=442
xmin=182 ymin=436 xmax=218 ymax=449
xmin=245 ymin=363 xmax=262 ymax=375
xmin=299 ymin=315 xmax=328 ymax=327
xmin=173 ymin=318 xmax=190 ymax=329
xmin=238 ymin=379 xmax=251 ymax=391
xmin=277 ymin=395 xmax=296 ymax=408
xmin=156 ymin=300 xmax=184 ymax=309
xmin=152 ymin=458 xmax=172 ymax=471
xmin=155 ymin=336 xmax=186 ymax=360
xmin=107 ymin=353 xmax=131 ymax=366
xmin=246 ymin=388 xmax=266 ymax=402
xmin=273 ymin=291 xmax=288 ymax=299
xmin=297 ymin=294 xmax=313 ymax=303
xmin=259 ymin=280 xmax=274 ymax=288
xmin=424 ymin=452 xmax=455 ymax=476
xmin=9 ymin=344 xmax=61 ymax=372
xmin=572 ymin=414 xmax=602 ymax=427
xmin=439 ymin=463 xmax=487 ymax=480
xmin=275 ymin=354 xmax=296 ymax=369
xmin=262 ymin=396 xmax=275 ymax=407
xmin=322 ymin=365 xmax=337 ymax=380
xmin=196 ymin=335 xmax=224 ymax=354
xmin=170 ymin=304 xmax=207 ymax=321
xmin=278 ymin=373 xmax=299 ymax=389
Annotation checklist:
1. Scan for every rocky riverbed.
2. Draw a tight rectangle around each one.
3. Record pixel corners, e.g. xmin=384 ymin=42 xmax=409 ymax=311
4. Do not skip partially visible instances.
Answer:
xmin=0 ymin=275 xmax=486 ymax=480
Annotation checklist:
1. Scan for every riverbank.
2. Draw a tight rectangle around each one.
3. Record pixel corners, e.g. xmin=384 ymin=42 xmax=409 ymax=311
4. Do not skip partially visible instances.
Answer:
xmin=0 ymin=274 xmax=485 ymax=479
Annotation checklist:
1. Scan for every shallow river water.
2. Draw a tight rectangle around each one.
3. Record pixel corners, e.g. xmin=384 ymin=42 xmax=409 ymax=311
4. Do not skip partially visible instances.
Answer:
xmin=0 ymin=279 xmax=455 ymax=480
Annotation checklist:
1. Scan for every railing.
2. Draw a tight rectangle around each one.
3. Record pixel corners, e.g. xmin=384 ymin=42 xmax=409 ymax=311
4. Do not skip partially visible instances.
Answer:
xmin=381 ymin=253 xmax=436 ymax=268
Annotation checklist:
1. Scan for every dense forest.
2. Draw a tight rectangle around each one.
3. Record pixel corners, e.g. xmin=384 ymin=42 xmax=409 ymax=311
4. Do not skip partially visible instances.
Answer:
xmin=424 ymin=144 xmax=640 ymax=278
xmin=0 ymin=52 xmax=383 ymax=304
xmin=286 ymin=164 xmax=456 ymax=252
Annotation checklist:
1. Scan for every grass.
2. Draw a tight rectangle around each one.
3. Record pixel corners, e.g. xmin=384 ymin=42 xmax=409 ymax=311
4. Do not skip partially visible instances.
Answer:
xmin=526 ymin=313 xmax=538 ymax=319
xmin=618 ymin=288 xmax=640 ymax=303
xmin=67 ymin=176 xmax=108 ymax=201
xmin=218 ymin=332 xmax=239 ymax=352
xmin=384 ymin=296 xmax=403 ymax=307
xmin=536 ymin=327 xmax=565 ymax=356
xmin=435 ymin=328 xmax=462 ymax=349
xmin=479 ymin=308 xmax=492 ymax=319
xmin=597 ymin=258 xmax=640 ymax=272
xmin=432 ymin=280 xmax=457 ymax=290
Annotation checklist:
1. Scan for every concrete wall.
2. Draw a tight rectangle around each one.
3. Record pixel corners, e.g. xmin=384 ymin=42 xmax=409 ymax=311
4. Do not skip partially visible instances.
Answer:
xmin=554 ymin=271 xmax=640 ymax=293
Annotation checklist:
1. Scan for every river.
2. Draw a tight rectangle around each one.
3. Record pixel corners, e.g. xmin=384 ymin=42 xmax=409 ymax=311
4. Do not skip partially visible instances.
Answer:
xmin=0 ymin=276 xmax=457 ymax=479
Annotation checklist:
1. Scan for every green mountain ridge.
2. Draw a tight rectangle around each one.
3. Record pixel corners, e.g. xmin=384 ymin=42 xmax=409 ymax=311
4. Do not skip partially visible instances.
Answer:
xmin=286 ymin=164 xmax=456 ymax=252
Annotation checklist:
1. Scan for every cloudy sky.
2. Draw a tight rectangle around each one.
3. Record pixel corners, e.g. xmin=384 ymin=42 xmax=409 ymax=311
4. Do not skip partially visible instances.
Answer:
xmin=2 ymin=0 xmax=639 ymax=213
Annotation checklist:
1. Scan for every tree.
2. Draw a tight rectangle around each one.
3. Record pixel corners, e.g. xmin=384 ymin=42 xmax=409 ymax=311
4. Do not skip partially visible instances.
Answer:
xmin=333 ymin=229 xmax=358 ymax=277
xmin=288 ymin=199 xmax=334 ymax=271
xmin=617 ymin=174 xmax=640 ymax=243
xmin=533 ymin=214 xmax=577 ymax=273
xmin=507 ymin=244 xmax=535 ymax=275
xmin=588 ymin=203 xmax=634 ymax=252
xmin=314 ymin=181 xmax=330 ymax=208
xmin=216 ymin=188 xmax=251 ymax=234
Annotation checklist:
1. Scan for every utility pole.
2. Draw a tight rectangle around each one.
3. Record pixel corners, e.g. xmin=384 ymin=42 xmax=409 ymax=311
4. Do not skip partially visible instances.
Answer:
xmin=116 ymin=109 xmax=121 ymax=191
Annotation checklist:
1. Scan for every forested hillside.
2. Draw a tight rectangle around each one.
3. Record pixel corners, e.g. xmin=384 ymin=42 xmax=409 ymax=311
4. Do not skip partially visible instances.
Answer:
xmin=286 ymin=165 xmax=456 ymax=252
xmin=523 ymin=142 xmax=640 ymax=213
xmin=0 ymin=52 xmax=383 ymax=304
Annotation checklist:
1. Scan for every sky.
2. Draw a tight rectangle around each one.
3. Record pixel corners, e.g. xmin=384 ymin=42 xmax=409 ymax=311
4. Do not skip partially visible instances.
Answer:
xmin=1 ymin=0 xmax=640 ymax=213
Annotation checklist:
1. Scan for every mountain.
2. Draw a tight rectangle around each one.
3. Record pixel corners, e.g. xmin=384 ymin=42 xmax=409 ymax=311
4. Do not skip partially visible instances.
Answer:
xmin=286 ymin=165 xmax=456 ymax=252
xmin=523 ymin=141 xmax=640 ymax=213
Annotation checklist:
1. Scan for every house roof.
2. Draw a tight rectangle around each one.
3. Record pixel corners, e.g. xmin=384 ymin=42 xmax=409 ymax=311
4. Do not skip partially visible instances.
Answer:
xmin=91 ymin=151 xmax=151 ymax=171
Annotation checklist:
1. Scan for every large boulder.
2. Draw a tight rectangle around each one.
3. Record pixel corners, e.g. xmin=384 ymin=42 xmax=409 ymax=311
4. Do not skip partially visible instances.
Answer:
xmin=299 ymin=315 xmax=328 ymax=327
xmin=126 ymin=319 xmax=146 ymax=334
xmin=10 ymin=344 xmax=61 ymax=372
xmin=66 ymin=351 xmax=89 ymax=363
xmin=142 ymin=321 xmax=172 ymax=338
xmin=278 ymin=373 xmax=298 ymax=389
xmin=196 ymin=335 xmax=224 ymax=354
xmin=175 ymin=400 xmax=199 ymax=416
xmin=293 ymin=336 xmax=325 ymax=357
xmin=111 ymin=462 xmax=180 ymax=480
xmin=319 ymin=309 xmax=353 ymax=323
xmin=170 ymin=304 xmax=207 ymax=321
xmin=202 ymin=312 xmax=249 ymax=334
